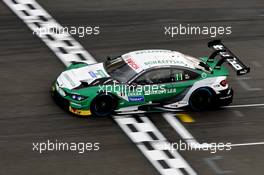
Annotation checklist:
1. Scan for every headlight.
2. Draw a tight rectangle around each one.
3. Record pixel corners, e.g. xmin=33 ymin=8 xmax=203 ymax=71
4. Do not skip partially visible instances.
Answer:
xmin=70 ymin=94 xmax=88 ymax=101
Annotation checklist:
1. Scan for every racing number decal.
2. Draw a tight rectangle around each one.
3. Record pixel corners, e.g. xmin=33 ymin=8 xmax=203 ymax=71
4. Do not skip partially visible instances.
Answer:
xmin=213 ymin=45 xmax=243 ymax=71
xmin=220 ymin=52 xmax=243 ymax=71
xmin=213 ymin=44 xmax=224 ymax=50
xmin=226 ymin=58 xmax=243 ymax=70
xmin=175 ymin=73 xmax=184 ymax=81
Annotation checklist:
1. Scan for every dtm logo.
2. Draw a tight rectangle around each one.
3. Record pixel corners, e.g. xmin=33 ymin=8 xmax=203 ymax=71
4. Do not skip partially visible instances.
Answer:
xmin=128 ymin=96 xmax=144 ymax=102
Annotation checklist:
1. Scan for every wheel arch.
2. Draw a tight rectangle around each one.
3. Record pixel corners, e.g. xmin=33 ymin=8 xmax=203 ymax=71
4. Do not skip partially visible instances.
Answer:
xmin=90 ymin=92 xmax=119 ymax=117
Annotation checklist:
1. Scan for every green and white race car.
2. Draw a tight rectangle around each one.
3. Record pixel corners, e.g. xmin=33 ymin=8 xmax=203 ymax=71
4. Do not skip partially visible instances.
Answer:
xmin=51 ymin=40 xmax=250 ymax=117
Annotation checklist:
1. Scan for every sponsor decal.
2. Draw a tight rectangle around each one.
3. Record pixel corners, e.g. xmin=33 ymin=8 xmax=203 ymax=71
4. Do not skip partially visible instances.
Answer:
xmin=201 ymin=72 xmax=207 ymax=78
xmin=69 ymin=106 xmax=91 ymax=116
xmin=145 ymin=88 xmax=176 ymax=95
xmin=184 ymin=74 xmax=190 ymax=80
xmin=64 ymin=74 xmax=76 ymax=87
xmin=144 ymin=59 xmax=186 ymax=66
xmin=178 ymin=101 xmax=188 ymax=105
xmin=128 ymin=96 xmax=145 ymax=102
xmin=220 ymin=95 xmax=232 ymax=100
xmin=89 ymin=71 xmax=97 ymax=78
xmin=134 ymin=50 xmax=170 ymax=54
xmin=167 ymin=88 xmax=177 ymax=93
xmin=88 ymin=70 xmax=107 ymax=78
xmin=126 ymin=58 xmax=140 ymax=70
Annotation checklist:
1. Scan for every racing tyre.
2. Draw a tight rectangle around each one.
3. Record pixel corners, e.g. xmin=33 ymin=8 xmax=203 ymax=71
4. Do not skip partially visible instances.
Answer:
xmin=189 ymin=88 xmax=216 ymax=111
xmin=90 ymin=93 xmax=117 ymax=117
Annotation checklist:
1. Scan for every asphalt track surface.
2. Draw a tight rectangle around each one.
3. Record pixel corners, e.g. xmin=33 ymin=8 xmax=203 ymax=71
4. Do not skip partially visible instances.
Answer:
xmin=1 ymin=0 xmax=264 ymax=174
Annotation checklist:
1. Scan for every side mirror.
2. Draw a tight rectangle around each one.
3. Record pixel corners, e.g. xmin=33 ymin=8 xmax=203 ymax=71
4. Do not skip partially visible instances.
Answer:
xmin=106 ymin=56 xmax=111 ymax=61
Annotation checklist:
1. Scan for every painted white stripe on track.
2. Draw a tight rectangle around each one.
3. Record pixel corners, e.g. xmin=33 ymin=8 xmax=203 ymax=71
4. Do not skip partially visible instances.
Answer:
xmin=114 ymin=115 xmax=197 ymax=175
xmin=163 ymin=113 xmax=199 ymax=146
xmin=230 ymin=142 xmax=264 ymax=147
xmin=4 ymin=1 xmax=197 ymax=174
xmin=224 ymin=103 xmax=264 ymax=108
xmin=3 ymin=0 xmax=96 ymax=66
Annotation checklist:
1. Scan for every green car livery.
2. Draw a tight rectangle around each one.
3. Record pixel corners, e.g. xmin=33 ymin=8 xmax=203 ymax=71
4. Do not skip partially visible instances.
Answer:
xmin=51 ymin=40 xmax=250 ymax=117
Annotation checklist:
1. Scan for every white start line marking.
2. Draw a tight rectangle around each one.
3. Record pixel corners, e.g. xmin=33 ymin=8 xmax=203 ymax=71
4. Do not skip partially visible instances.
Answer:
xmin=114 ymin=115 xmax=197 ymax=175
xmin=3 ymin=1 xmax=197 ymax=174
xmin=3 ymin=0 xmax=96 ymax=66
xmin=5 ymin=1 xmax=264 ymax=174
xmin=163 ymin=113 xmax=199 ymax=145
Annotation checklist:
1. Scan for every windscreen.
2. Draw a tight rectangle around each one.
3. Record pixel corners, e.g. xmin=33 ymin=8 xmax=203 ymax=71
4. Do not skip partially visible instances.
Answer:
xmin=105 ymin=58 xmax=137 ymax=83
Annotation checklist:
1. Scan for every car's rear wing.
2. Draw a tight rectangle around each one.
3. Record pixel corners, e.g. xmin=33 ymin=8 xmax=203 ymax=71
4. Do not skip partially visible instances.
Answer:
xmin=207 ymin=40 xmax=250 ymax=75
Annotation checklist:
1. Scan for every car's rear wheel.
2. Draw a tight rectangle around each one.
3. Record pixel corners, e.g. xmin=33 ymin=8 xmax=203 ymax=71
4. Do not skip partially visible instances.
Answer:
xmin=189 ymin=87 xmax=216 ymax=111
xmin=90 ymin=93 xmax=117 ymax=117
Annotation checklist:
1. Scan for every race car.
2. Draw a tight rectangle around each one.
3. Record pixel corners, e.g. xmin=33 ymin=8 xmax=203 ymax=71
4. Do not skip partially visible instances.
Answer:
xmin=51 ymin=40 xmax=250 ymax=117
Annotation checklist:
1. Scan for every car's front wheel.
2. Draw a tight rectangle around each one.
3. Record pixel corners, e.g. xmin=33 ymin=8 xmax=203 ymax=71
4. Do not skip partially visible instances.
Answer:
xmin=189 ymin=87 xmax=216 ymax=111
xmin=90 ymin=93 xmax=117 ymax=117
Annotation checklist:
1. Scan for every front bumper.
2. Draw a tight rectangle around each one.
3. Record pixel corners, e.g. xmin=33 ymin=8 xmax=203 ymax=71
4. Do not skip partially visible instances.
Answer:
xmin=51 ymin=83 xmax=92 ymax=116
xmin=216 ymin=88 xmax=233 ymax=106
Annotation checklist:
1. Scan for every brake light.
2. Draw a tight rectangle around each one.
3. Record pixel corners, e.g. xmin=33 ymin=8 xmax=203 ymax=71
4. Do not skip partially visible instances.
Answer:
xmin=220 ymin=79 xmax=227 ymax=87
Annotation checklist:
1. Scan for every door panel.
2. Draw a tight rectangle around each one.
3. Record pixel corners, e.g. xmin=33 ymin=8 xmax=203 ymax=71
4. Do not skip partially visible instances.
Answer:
xmin=130 ymin=67 xmax=201 ymax=104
